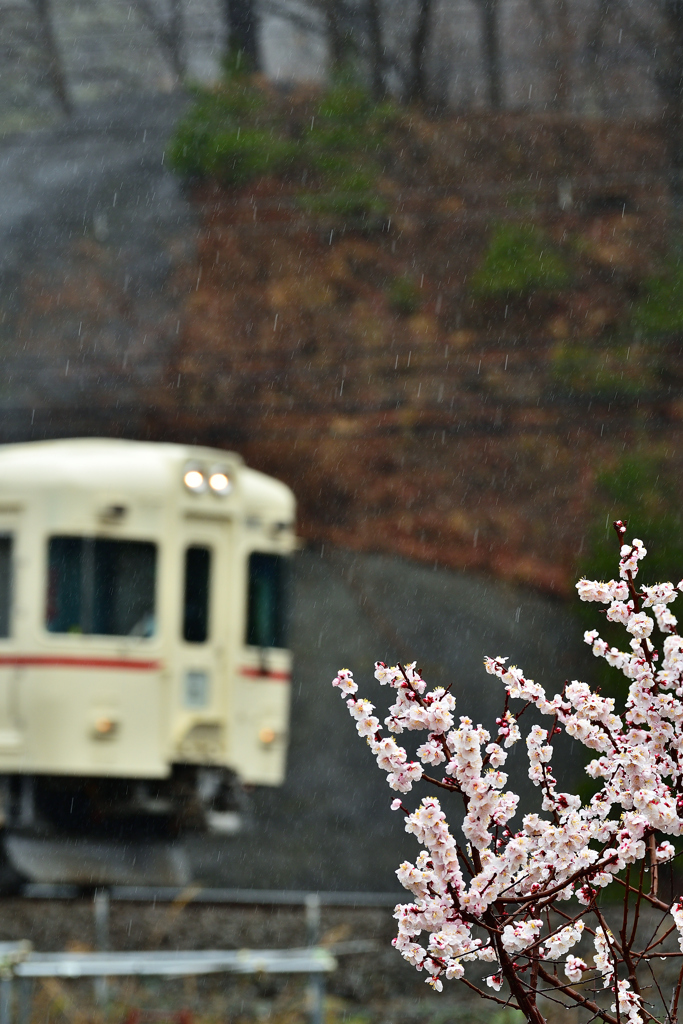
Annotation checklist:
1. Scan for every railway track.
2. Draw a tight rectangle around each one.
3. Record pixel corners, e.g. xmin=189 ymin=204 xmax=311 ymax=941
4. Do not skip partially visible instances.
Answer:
xmin=17 ymin=885 xmax=401 ymax=908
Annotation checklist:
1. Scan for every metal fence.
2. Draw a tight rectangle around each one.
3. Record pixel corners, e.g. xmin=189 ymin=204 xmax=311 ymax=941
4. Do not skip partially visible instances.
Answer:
xmin=0 ymin=942 xmax=337 ymax=1024
xmin=0 ymin=889 xmax=394 ymax=1024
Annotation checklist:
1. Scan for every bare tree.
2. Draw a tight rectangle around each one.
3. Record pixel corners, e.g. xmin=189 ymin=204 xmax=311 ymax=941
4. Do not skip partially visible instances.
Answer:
xmin=131 ymin=0 xmax=185 ymax=78
xmin=527 ymin=0 xmax=574 ymax=108
xmin=406 ymin=0 xmax=434 ymax=102
xmin=223 ymin=0 xmax=260 ymax=69
xmin=31 ymin=0 xmax=71 ymax=116
xmin=613 ymin=0 xmax=683 ymax=199
xmin=324 ymin=0 xmax=347 ymax=66
xmin=471 ymin=0 xmax=502 ymax=108
xmin=366 ymin=0 xmax=386 ymax=98
xmin=582 ymin=0 xmax=611 ymax=111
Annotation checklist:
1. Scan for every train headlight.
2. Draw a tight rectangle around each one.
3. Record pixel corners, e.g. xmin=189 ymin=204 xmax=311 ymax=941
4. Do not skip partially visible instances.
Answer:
xmin=93 ymin=717 xmax=118 ymax=739
xmin=183 ymin=469 xmax=205 ymax=492
xmin=208 ymin=471 xmax=231 ymax=495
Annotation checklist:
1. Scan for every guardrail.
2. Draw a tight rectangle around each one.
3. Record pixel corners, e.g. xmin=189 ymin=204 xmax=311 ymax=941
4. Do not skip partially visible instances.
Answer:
xmin=0 ymin=943 xmax=339 ymax=1024
xmin=0 ymin=890 xmax=392 ymax=1024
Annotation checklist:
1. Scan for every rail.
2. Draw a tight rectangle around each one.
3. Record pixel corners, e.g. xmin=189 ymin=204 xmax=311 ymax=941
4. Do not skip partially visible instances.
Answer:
xmin=20 ymin=884 xmax=402 ymax=907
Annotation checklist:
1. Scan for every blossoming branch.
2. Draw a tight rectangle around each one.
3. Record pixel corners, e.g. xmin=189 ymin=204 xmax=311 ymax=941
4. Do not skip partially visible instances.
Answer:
xmin=332 ymin=522 xmax=683 ymax=1024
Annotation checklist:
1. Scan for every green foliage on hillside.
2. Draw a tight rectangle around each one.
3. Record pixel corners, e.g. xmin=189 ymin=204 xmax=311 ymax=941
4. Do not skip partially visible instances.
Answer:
xmin=631 ymin=257 xmax=683 ymax=336
xmin=167 ymin=69 xmax=398 ymax=223
xmin=388 ymin=274 xmax=422 ymax=314
xmin=551 ymin=342 xmax=657 ymax=401
xmin=471 ymin=223 xmax=571 ymax=296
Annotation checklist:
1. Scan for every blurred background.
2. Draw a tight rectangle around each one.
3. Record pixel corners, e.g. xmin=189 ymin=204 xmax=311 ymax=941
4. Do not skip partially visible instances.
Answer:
xmin=0 ymin=2 xmax=681 ymax=1018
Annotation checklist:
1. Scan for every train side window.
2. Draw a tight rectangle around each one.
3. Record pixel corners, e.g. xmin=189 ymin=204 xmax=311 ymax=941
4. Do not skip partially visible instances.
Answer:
xmin=183 ymin=546 xmax=211 ymax=643
xmin=246 ymin=553 xmax=289 ymax=649
xmin=46 ymin=537 xmax=156 ymax=637
xmin=0 ymin=536 xmax=12 ymax=638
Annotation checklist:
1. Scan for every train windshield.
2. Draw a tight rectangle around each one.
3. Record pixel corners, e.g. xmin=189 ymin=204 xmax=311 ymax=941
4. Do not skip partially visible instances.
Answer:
xmin=246 ymin=553 xmax=289 ymax=649
xmin=46 ymin=537 xmax=157 ymax=637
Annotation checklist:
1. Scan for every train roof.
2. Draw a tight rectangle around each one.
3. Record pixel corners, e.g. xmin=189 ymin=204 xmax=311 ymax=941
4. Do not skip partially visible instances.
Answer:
xmin=0 ymin=438 xmax=295 ymax=517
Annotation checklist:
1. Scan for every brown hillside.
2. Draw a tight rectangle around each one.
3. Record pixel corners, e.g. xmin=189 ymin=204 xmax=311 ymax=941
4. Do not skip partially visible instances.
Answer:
xmin=155 ymin=107 xmax=683 ymax=595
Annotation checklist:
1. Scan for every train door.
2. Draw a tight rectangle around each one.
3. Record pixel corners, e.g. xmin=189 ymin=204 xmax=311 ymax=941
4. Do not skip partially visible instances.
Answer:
xmin=174 ymin=518 xmax=231 ymax=767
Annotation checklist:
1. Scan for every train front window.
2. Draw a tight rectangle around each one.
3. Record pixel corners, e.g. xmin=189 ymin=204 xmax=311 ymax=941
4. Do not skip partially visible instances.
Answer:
xmin=246 ymin=553 xmax=289 ymax=649
xmin=46 ymin=537 xmax=157 ymax=637
xmin=183 ymin=546 xmax=211 ymax=643
xmin=0 ymin=536 xmax=12 ymax=638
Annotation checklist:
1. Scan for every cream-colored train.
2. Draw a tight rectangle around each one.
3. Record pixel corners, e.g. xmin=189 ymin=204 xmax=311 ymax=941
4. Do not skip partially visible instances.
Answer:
xmin=0 ymin=438 xmax=296 ymax=853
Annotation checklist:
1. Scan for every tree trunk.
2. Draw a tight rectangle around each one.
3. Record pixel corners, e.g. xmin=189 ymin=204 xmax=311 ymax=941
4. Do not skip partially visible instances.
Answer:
xmin=130 ymin=0 xmax=185 ymax=79
xmin=658 ymin=0 xmax=683 ymax=202
xmin=552 ymin=0 xmax=573 ymax=110
xmin=223 ymin=0 xmax=260 ymax=69
xmin=480 ymin=0 xmax=502 ymax=109
xmin=167 ymin=0 xmax=185 ymax=78
xmin=529 ymin=0 xmax=572 ymax=111
xmin=406 ymin=0 xmax=433 ymax=103
xmin=31 ymin=0 xmax=71 ymax=116
xmin=583 ymin=0 xmax=609 ymax=113
xmin=661 ymin=91 xmax=683 ymax=203
xmin=366 ymin=0 xmax=385 ymax=99
xmin=325 ymin=0 xmax=346 ymax=69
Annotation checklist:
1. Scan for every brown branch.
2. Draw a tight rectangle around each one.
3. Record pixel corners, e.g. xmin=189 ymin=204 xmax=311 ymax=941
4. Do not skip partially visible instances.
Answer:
xmin=650 ymin=834 xmax=660 ymax=898
xmin=459 ymin=976 xmax=514 ymax=1007
xmin=538 ymin=965 xmax=618 ymax=1024
xmin=422 ymin=773 xmax=460 ymax=792
xmin=670 ymin=960 xmax=683 ymax=1023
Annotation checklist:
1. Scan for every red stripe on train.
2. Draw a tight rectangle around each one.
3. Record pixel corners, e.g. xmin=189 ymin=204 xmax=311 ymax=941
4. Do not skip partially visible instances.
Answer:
xmin=0 ymin=656 xmax=160 ymax=670
xmin=239 ymin=666 xmax=291 ymax=681
xmin=0 ymin=657 xmax=291 ymax=679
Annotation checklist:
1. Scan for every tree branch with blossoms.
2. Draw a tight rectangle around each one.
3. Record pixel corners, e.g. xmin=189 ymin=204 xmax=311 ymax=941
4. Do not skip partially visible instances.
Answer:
xmin=332 ymin=521 xmax=683 ymax=1024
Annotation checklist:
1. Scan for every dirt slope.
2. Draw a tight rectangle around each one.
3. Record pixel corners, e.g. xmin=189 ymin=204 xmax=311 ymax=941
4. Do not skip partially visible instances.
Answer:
xmin=156 ymin=110 xmax=683 ymax=594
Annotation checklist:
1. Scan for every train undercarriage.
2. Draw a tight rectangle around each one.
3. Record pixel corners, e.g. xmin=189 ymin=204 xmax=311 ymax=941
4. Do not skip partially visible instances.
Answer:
xmin=0 ymin=768 xmax=245 ymax=888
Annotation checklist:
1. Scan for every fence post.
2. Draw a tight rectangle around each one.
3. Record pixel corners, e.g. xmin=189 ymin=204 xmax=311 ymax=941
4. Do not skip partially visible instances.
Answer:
xmin=0 ymin=973 xmax=12 ymax=1024
xmin=17 ymin=979 xmax=31 ymax=1024
xmin=93 ymin=888 xmax=110 ymax=1006
xmin=305 ymin=894 xmax=323 ymax=1024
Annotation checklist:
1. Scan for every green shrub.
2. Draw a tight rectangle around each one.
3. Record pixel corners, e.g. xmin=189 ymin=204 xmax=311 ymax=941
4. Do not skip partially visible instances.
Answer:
xmin=166 ymin=86 xmax=267 ymax=179
xmin=552 ymin=342 xmax=657 ymax=401
xmin=167 ymin=71 xmax=396 ymax=224
xmin=388 ymin=275 xmax=422 ymax=314
xmin=299 ymin=170 xmax=387 ymax=221
xmin=315 ymin=81 xmax=375 ymax=125
xmin=631 ymin=259 xmax=683 ymax=336
xmin=471 ymin=223 xmax=571 ymax=296
xmin=211 ymin=130 xmax=298 ymax=186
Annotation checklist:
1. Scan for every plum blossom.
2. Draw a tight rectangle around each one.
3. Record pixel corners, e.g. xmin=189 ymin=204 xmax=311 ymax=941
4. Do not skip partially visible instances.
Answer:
xmin=332 ymin=529 xmax=683 ymax=1021
xmin=613 ymin=980 xmax=643 ymax=1024
xmin=564 ymin=956 xmax=587 ymax=984
xmin=544 ymin=921 xmax=584 ymax=959
xmin=332 ymin=668 xmax=357 ymax=696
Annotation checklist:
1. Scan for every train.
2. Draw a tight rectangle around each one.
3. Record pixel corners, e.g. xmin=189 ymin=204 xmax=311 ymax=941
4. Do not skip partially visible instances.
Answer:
xmin=0 ymin=438 xmax=296 ymax=885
